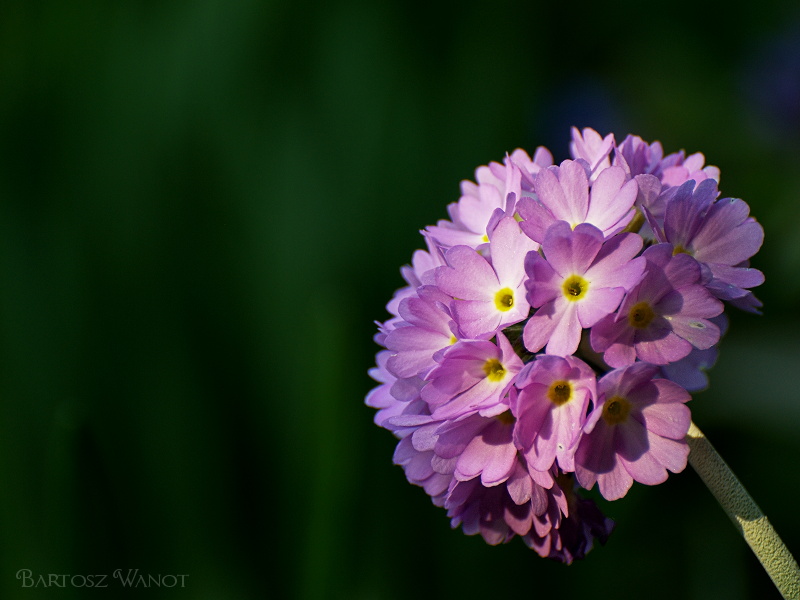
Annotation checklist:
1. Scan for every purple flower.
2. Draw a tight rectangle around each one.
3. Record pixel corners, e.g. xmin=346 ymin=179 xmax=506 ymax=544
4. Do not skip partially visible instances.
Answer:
xmin=660 ymin=314 xmax=729 ymax=391
xmin=660 ymin=152 xmax=720 ymax=188
xmin=511 ymin=354 xmax=596 ymax=472
xmin=591 ymin=243 xmax=724 ymax=367
xmin=614 ymin=133 xmax=720 ymax=188
xmin=393 ymin=435 xmax=453 ymax=507
xmin=445 ymin=461 xmax=546 ymax=546
xmin=380 ymin=234 xmax=448 ymax=336
xmin=575 ymin=363 xmax=691 ymax=501
xmin=431 ymin=410 xmax=527 ymax=486
xmin=427 ymin=149 xmax=552 ymax=250
xmin=614 ymin=134 xmax=669 ymax=178
xmin=399 ymin=232 xmax=447 ymax=290
xmin=435 ymin=217 xmax=536 ymax=339
xmin=523 ymin=472 xmax=614 ymax=564
xmin=517 ymin=159 xmax=638 ymax=244
xmin=650 ymin=178 xmax=765 ymax=310
xmin=569 ymin=127 xmax=614 ymax=179
xmin=367 ymin=130 xmax=765 ymax=561
xmin=422 ymin=332 xmax=523 ymax=420
xmin=507 ymin=147 xmax=555 ymax=187
xmin=366 ymin=350 xmax=411 ymax=428
xmin=384 ymin=286 xmax=459 ymax=379
xmin=522 ymin=221 xmax=645 ymax=357
xmin=444 ymin=458 xmax=609 ymax=552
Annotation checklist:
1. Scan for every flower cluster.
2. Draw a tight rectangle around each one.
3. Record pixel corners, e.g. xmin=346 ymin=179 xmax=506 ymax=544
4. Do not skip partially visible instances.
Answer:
xmin=366 ymin=128 xmax=764 ymax=563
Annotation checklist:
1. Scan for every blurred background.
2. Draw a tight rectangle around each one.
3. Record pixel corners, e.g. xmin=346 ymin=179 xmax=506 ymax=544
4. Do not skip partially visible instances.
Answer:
xmin=1 ymin=1 xmax=800 ymax=598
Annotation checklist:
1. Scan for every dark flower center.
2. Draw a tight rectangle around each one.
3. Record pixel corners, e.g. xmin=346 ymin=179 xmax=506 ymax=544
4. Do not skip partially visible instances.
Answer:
xmin=628 ymin=301 xmax=656 ymax=329
xmin=602 ymin=395 xmax=631 ymax=425
xmin=547 ymin=380 xmax=573 ymax=406
xmin=496 ymin=410 xmax=516 ymax=425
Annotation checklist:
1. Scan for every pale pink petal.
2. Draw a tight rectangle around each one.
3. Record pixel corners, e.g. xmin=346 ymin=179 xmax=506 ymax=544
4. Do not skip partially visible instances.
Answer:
xmin=517 ymin=197 xmax=557 ymax=244
xmin=535 ymin=166 xmax=576 ymax=223
xmin=597 ymin=461 xmax=634 ymax=501
xmin=646 ymin=434 xmax=690 ymax=473
xmin=545 ymin=301 xmax=581 ymax=357
xmin=639 ymin=401 xmax=691 ymax=440
xmin=523 ymin=301 xmax=561 ymax=354
xmin=451 ymin=300 xmax=501 ymax=339
xmin=577 ymin=287 xmax=625 ymax=328
xmin=489 ymin=216 xmax=538 ymax=286
xmin=585 ymin=166 xmax=637 ymax=234
xmin=435 ymin=247 xmax=497 ymax=300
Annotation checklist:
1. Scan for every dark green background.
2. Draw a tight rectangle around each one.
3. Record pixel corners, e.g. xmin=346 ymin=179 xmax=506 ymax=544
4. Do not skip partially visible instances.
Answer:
xmin=1 ymin=1 xmax=799 ymax=598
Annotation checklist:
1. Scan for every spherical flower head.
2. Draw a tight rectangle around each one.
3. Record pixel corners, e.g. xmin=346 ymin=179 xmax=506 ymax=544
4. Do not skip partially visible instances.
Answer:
xmin=591 ymin=243 xmax=724 ymax=367
xmin=516 ymin=159 xmax=638 ymax=243
xmin=435 ymin=216 xmax=536 ymax=339
xmin=367 ymin=130 xmax=765 ymax=561
xmin=522 ymin=221 xmax=645 ymax=357
xmin=511 ymin=354 xmax=597 ymax=472
xmin=575 ymin=363 xmax=691 ymax=501
xmin=422 ymin=332 xmax=523 ymax=421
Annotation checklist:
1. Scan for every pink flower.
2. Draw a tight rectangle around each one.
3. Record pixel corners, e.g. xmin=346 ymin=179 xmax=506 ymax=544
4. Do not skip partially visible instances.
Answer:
xmin=575 ymin=363 xmax=691 ymax=501
xmin=432 ymin=410 xmax=525 ymax=487
xmin=511 ymin=354 xmax=597 ymax=472
xmin=523 ymin=221 xmax=645 ymax=357
xmin=384 ymin=285 xmax=459 ymax=379
xmin=427 ymin=149 xmax=552 ymax=250
xmin=435 ymin=217 xmax=536 ymax=339
xmin=517 ymin=159 xmax=638 ymax=243
xmin=590 ymin=243 xmax=724 ymax=367
xmin=422 ymin=332 xmax=523 ymax=420
xmin=651 ymin=179 xmax=765 ymax=311
xmin=569 ymin=126 xmax=614 ymax=179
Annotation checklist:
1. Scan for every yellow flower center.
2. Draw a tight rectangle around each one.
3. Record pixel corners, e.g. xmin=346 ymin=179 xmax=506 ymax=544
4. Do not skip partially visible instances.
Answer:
xmin=672 ymin=244 xmax=692 ymax=256
xmin=482 ymin=358 xmax=506 ymax=382
xmin=547 ymin=380 xmax=573 ymax=406
xmin=494 ymin=287 xmax=515 ymax=312
xmin=562 ymin=275 xmax=588 ymax=302
xmin=628 ymin=301 xmax=656 ymax=329
xmin=602 ymin=395 xmax=631 ymax=425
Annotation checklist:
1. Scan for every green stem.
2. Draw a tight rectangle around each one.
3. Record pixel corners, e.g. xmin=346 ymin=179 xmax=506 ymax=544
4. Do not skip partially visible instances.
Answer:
xmin=686 ymin=421 xmax=800 ymax=599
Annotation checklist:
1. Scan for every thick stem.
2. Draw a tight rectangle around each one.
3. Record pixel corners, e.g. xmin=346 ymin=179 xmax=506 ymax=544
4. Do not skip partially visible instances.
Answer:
xmin=686 ymin=421 xmax=800 ymax=599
